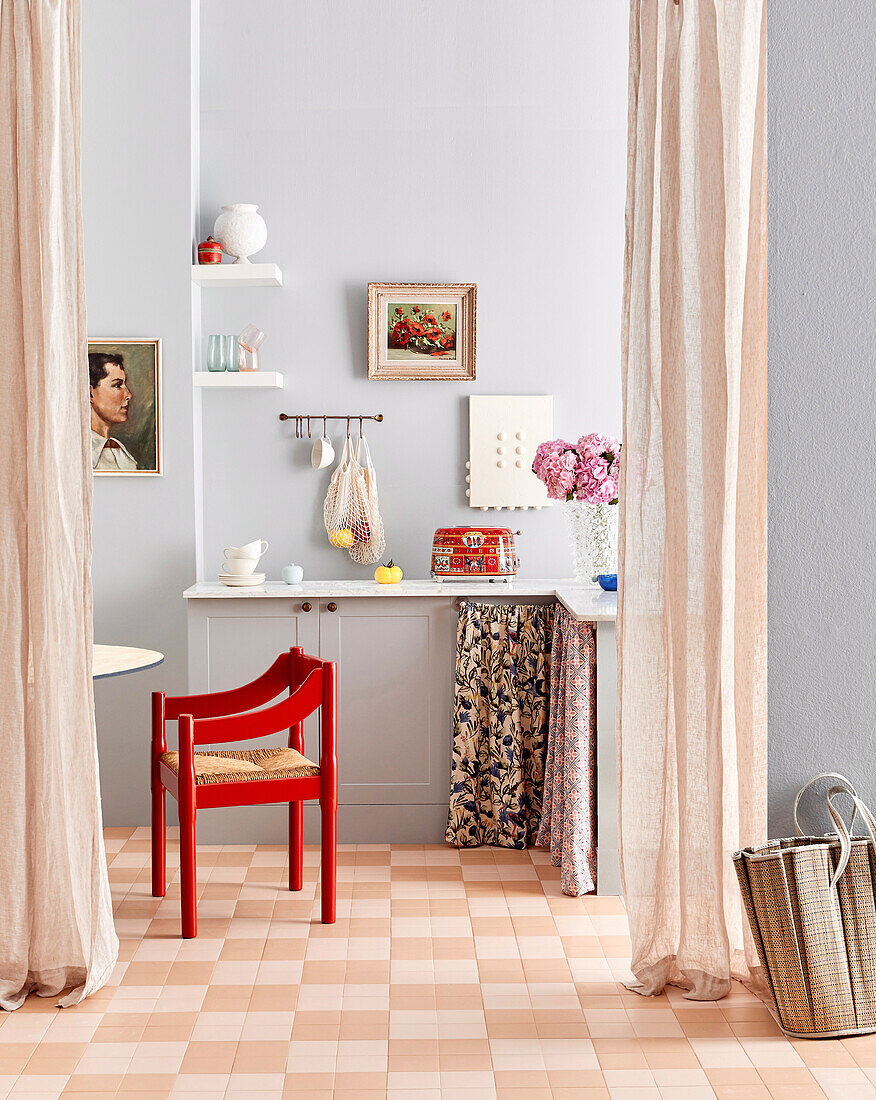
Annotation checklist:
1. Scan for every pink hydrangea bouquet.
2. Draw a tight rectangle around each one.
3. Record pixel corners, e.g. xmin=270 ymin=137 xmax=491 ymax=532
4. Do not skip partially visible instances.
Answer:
xmin=532 ymin=433 xmax=621 ymax=504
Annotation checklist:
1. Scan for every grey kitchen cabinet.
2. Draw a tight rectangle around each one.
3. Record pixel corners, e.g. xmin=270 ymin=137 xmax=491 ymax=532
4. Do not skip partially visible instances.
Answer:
xmin=317 ymin=597 xmax=455 ymax=810
xmin=185 ymin=595 xmax=455 ymax=843
xmin=183 ymin=582 xmax=619 ymax=884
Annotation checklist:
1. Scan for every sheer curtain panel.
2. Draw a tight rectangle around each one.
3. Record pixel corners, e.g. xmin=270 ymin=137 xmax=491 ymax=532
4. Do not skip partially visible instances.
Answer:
xmin=618 ymin=0 xmax=767 ymax=999
xmin=0 ymin=0 xmax=118 ymax=1008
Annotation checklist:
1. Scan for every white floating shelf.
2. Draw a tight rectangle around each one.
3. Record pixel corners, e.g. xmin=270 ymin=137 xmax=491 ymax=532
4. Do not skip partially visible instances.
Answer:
xmin=193 ymin=371 xmax=284 ymax=389
xmin=191 ymin=263 xmax=283 ymax=287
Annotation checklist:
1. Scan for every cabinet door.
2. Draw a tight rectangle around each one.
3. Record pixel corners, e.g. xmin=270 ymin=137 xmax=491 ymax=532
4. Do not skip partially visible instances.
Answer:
xmin=188 ymin=599 xmax=320 ymax=761
xmin=318 ymin=597 xmax=454 ymax=807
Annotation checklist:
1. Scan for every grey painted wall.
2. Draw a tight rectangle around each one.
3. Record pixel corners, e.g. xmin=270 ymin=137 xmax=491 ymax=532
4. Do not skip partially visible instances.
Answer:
xmin=83 ymin=0 xmax=626 ymax=826
xmin=768 ymin=5 xmax=876 ymax=833
xmin=83 ymin=0 xmax=198 ymax=825
xmin=83 ymin=3 xmax=876 ymax=836
xmin=84 ymin=0 xmax=876 ymax=838
xmin=197 ymin=0 xmax=627 ymax=583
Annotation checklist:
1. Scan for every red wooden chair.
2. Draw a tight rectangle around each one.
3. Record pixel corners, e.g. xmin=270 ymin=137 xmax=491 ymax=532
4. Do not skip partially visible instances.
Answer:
xmin=150 ymin=647 xmax=337 ymax=937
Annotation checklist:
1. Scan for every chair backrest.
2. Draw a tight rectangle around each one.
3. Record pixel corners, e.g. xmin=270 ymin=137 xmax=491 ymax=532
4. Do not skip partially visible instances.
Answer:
xmin=193 ymin=669 xmax=323 ymax=745
xmin=166 ymin=648 xmax=336 ymax=753
xmin=164 ymin=652 xmax=292 ymax=722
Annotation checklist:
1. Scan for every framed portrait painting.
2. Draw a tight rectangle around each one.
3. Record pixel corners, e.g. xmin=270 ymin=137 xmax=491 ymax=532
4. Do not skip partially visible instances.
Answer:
xmin=88 ymin=339 xmax=161 ymax=475
xmin=368 ymin=282 xmax=476 ymax=380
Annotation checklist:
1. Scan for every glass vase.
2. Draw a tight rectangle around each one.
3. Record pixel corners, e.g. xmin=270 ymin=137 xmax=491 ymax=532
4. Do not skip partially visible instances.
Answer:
xmin=564 ymin=501 xmax=618 ymax=583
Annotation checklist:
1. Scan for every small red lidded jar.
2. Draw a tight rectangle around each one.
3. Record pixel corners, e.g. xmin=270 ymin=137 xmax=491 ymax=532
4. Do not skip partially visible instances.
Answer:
xmin=197 ymin=236 xmax=222 ymax=264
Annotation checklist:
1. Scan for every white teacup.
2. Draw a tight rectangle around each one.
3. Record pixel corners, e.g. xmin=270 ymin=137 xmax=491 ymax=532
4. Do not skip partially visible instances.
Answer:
xmin=311 ymin=436 xmax=334 ymax=470
xmin=225 ymin=539 xmax=269 ymax=559
xmin=222 ymin=557 xmax=258 ymax=576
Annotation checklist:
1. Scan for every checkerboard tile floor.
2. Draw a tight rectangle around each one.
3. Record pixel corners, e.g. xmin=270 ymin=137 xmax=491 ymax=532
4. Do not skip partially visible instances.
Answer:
xmin=2 ymin=828 xmax=875 ymax=1099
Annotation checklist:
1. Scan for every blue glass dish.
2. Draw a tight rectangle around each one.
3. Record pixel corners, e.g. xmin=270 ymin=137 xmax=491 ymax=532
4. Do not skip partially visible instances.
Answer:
xmin=597 ymin=574 xmax=617 ymax=591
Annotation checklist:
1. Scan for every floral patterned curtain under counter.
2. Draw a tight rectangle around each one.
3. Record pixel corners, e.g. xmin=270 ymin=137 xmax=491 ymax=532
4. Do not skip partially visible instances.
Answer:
xmin=446 ymin=602 xmax=554 ymax=849
xmin=536 ymin=608 xmax=597 ymax=896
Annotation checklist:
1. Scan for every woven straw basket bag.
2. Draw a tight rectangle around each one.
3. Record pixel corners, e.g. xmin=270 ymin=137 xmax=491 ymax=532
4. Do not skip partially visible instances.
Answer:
xmin=734 ymin=774 xmax=876 ymax=1039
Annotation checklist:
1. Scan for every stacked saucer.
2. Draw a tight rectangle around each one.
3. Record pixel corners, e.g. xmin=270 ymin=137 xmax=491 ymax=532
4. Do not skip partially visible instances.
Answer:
xmin=218 ymin=572 xmax=266 ymax=587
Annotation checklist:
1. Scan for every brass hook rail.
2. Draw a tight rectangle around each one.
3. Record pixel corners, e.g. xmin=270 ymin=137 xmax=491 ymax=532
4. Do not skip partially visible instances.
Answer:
xmin=279 ymin=413 xmax=385 ymax=439
xmin=278 ymin=414 xmax=384 ymax=423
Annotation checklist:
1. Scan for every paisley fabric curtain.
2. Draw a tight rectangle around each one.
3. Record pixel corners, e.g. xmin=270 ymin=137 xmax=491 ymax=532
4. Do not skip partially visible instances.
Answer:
xmin=537 ymin=609 xmax=597 ymax=896
xmin=618 ymin=0 xmax=767 ymax=998
xmin=0 ymin=0 xmax=118 ymax=1008
xmin=446 ymin=602 xmax=554 ymax=848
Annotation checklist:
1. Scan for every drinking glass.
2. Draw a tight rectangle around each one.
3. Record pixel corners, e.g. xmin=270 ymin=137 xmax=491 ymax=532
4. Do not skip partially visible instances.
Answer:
xmin=238 ymin=323 xmax=265 ymax=371
xmin=222 ymin=335 xmax=238 ymax=372
xmin=206 ymin=334 xmax=224 ymax=371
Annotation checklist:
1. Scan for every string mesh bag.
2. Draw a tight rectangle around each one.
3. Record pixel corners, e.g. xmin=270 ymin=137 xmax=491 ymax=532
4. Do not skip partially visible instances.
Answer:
xmin=350 ymin=435 xmax=386 ymax=565
xmin=323 ymin=435 xmax=385 ymax=564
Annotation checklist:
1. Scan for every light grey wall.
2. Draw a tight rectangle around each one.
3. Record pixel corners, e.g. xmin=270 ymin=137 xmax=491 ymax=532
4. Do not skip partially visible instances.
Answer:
xmin=768 ymin=5 xmax=876 ymax=833
xmin=83 ymin=0 xmax=198 ymax=824
xmin=83 ymin=0 xmax=625 ymax=828
xmin=198 ymin=0 xmax=627 ymax=583
xmin=81 ymin=0 xmax=876 ymax=838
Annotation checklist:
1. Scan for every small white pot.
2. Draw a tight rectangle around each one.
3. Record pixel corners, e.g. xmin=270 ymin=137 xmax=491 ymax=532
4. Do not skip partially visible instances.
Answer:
xmin=213 ymin=203 xmax=267 ymax=264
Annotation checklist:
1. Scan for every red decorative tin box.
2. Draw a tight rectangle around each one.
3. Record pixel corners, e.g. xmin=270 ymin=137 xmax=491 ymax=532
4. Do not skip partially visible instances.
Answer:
xmin=431 ymin=527 xmax=519 ymax=581
xmin=197 ymin=236 xmax=223 ymax=264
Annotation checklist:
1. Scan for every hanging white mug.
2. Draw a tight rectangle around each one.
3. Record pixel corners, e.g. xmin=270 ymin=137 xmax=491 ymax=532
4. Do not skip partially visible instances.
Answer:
xmin=311 ymin=436 xmax=334 ymax=470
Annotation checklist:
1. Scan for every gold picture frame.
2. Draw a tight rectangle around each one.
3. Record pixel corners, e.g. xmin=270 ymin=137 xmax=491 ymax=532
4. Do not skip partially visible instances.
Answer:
xmin=88 ymin=338 xmax=162 ymax=476
xmin=368 ymin=282 xmax=477 ymax=381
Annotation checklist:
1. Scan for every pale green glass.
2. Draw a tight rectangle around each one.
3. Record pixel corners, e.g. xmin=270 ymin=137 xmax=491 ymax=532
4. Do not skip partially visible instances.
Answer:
xmin=206 ymin=334 xmax=224 ymax=371
xmin=223 ymin=334 xmax=238 ymax=372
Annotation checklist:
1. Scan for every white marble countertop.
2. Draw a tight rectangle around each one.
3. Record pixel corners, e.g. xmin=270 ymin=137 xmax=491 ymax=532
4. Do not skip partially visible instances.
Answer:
xmin=183 ymin=579 xmax=617 ymax=621
xmin=555 ymin=585 xmax=618 ymax=622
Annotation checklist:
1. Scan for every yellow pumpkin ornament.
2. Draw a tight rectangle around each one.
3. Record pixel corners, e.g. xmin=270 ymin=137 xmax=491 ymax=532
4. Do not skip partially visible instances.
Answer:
xmin=374 ymin=559 xmax=403 ymax=584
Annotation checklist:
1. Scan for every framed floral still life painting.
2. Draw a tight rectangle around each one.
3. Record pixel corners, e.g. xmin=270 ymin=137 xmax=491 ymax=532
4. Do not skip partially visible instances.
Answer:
xmin=88 ymin=338 xmax=161 ymax=475
xmin=368 ymin=283 xmax=476 ymax=380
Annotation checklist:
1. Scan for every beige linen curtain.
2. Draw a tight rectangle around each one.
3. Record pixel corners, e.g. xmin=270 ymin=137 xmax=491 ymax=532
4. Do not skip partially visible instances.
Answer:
xmin=618 ymin=0 xmax=767 ymax=999
xmin=0 ymin=0 xmax=118 ymax=1008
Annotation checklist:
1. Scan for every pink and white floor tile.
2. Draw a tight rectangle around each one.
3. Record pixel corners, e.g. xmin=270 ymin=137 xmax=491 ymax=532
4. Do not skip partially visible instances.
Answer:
xmin=0 ymin=828 xmax=872 ymax=1098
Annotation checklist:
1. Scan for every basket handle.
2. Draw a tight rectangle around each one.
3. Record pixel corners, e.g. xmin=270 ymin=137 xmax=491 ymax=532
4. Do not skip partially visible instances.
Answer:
xmin=793 ymin=773 xmax=859 ymax=838
xmin=826 ymin=787 xmax=876 ymax=890
xmin=795 ymin=774 xmax=876 ymax=890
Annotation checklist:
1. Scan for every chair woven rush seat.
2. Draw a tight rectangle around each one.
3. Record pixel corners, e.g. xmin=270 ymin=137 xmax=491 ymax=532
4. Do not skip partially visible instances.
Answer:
xmin=151 ymin=646 xmax=337 ymax=936
xmin=161 ymin=746 xmax=320 ymax=785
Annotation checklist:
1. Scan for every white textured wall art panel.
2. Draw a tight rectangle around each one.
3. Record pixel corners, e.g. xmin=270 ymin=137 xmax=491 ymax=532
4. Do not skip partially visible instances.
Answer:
xmin=468 ymin=395 xmax=553 ymax=511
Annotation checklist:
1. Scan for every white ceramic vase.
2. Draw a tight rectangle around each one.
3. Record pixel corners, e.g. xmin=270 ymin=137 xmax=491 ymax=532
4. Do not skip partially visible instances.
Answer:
xmin=565 ymin=501 xmax=618 ymax=583
xmin=212 ymin=203 xmax=267 ymax=264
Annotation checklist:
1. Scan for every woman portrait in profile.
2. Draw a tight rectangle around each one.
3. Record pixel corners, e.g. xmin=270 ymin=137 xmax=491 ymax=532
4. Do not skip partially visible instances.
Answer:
xmin=89 ymin=352 xmax=138 ymax=471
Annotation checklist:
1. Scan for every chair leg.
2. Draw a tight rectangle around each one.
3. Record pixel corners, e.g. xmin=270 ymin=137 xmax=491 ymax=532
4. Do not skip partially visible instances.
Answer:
xmin=179 ymin=791 xmax=197 ymax=938
xmin=151 ymin=780 xmax=166 ymax=897
xmin=320 ymin=795 xmax=337 ymax=924
xmin=289 ymin=800 xmax=303 ymax=891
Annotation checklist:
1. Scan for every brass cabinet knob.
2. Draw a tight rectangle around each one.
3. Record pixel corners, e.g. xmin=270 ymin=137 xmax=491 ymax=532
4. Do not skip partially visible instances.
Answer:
xmin=327 ymin=601 xmax=338 ymax=613
xmin=301 ymin=601 xmax=312 ymax=613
